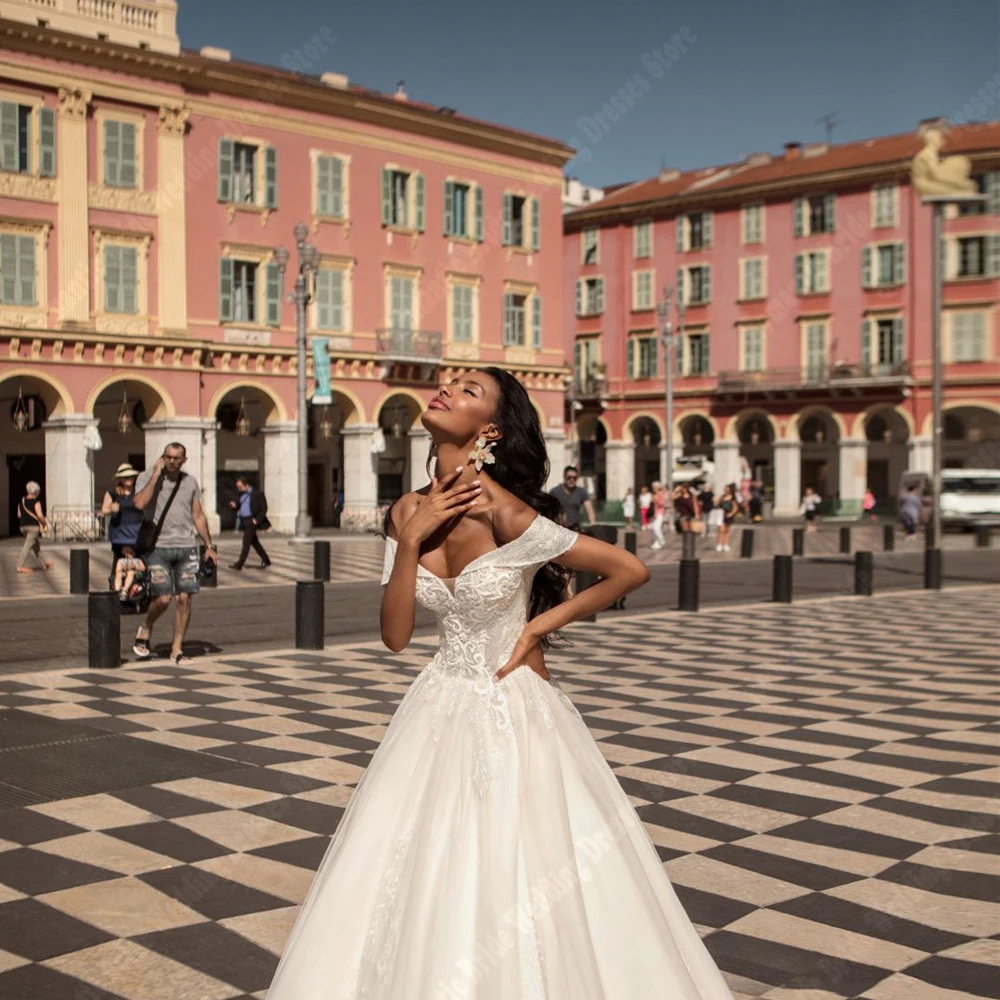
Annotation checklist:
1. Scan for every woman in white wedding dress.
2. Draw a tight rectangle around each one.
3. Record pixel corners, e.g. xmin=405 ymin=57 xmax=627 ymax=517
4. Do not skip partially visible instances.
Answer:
xmin=266 ymin=367 xmax=733 ymax=1000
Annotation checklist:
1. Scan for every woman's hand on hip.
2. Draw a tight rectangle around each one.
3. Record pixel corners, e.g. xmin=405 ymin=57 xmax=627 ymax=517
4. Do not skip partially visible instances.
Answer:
xmin=494 ymin=626 xmax=548 ymax=683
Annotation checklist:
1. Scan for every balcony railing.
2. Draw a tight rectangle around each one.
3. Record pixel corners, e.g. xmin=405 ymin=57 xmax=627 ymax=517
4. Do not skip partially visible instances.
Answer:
xmin=572 ymin=373 xmax=607 ymax=399
xmin=716 ymin=361 xmax=912 ymax=393
xmin=375 ymin=328 xmax=443 ymax=364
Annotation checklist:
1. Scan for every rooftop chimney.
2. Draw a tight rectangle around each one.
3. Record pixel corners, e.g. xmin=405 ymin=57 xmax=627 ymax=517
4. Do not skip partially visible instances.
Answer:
xmin=746 ymin=151 xmax=772 ymax=167
xmin=394 ymin=80 xmax=408 ymax=102
xmin=320 ymin=71 xmax=349 ymax=89
xmin=200 ymin=46 xmax=231 ymax=62
xmin=803 ymin=142 xmax=828 ymax=158
xmin=659 ymin=166 xmax=681 ymax=182
xmin=784 ymin=141 xmax=802 ymax=160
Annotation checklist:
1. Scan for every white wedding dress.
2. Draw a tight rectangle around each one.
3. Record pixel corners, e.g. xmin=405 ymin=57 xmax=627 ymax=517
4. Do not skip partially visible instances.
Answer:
xmin=266 ymin=514 xmax=733 ymax=999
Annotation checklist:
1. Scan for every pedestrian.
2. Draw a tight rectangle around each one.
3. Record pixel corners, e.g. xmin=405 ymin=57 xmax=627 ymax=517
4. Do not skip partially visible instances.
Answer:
xmin=101 ymin=462 xmax=145 ymax=573
xmin=638 ymin=484 xmax=653 ymax=528
xmin=801 ymin=486 xmax=821 ymax=532
xmin=229 ymin=476 xmax=272 ymax=570
xmin=716 ymin=483 xmax=737 ymax=551
xmin=132 ymin=442 xmax=217 ymax=664
xmin=672 ymin=482 xmax=700 ymax=533
xmin=650 ymin=480 xmax=667 ymax=550
xmin=549 ymin=465 xmax=595 ymax=530
xmin=622 ymin=487 xmax=636 ymax=530
xmin=749 ymin=480 xmax=764 ymax=522
xmin=15 ymin=481 xmax=53 ymax=574
xmin=899 ymin=483 xmax=922 ymax=539
xmin=863 ymin=487 xmax=877 ymax=521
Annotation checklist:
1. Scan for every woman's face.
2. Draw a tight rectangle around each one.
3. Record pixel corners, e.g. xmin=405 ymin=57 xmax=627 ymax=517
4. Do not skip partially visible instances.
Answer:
xmin=121 ymin=477 xmax=135 ymax=491
xmin=421 ymin=371 xmax=501 ymax=445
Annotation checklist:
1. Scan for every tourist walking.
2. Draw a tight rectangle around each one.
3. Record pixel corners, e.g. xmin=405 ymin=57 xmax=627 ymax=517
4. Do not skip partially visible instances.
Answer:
xmin=716 ymin=483 xmax=738 ymax=551
xmin=801 ymin=486 xmax=821 ymax=532
xmin=549 ymin=464 xmax=595 ymax=530
xmin=650 ymin=480 xmax=667 ymax=550
xmin=101 ymin=462 xmax=145 ymax=571
xmin=900 ymin=483 xmax=923 ymax=539
xmin=672 ymin=482 xmax=701 ymax=533
xmin=15 ymin=482 xmax=52 ymax=574
xmin=863 ymin=487 xmax=877 ymax=521
xmin=638 ymin=484 xmax=653 ymax=528
xmin=228 ymin=476 xmax=272 ymax=570
xmin=622 ymin=487 xmax=636 ymax=530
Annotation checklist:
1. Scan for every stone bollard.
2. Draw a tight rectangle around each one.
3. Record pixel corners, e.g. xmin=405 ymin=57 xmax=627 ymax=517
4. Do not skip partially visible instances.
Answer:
xmin=840 ymin=526 xmax=851 ymax=554
xmin=772 ymin=555 xmax=793 ymax=604
xmin=624 ymin=531 xmax=637 ymax=555
xmin=855 ymin=551 xmax=874 ymax=596
xmin=296 ymin=580 xmax=325 ymax=649
xmin=792 ymin=528 xmax=805 ymax=557
xmin=313 ymin=540 xmax=331 ymax=582
xmin=70 ymin=549 xmax=89 ymax=595
xmin=975 ymin=525 xmax=992 ymax=548
xmin=678 ymin=557 xmax=699 ymax=612
xmin=88 ymin=591 xmax=121 ymax=669
xmin=883 ymin=524 xmax=895 ymax=552
xmin=740 ymin=529 xmax=755 ymax=559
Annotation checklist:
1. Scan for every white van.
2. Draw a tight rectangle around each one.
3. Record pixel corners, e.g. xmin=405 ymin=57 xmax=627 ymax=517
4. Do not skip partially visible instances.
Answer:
xmin=940 ymin=469 xmax=1000 ymax=528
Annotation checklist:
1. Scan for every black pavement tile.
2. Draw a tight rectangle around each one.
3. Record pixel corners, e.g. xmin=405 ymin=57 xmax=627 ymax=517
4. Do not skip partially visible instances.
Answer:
xmin=250 ymin=835 xmax=331 ymax=871
xmin=770 ymin=819 xmax=923 ymax=860
xmin=0 ymin=898 xmax=113 ymax=961
xmin=613 ymin=775 xmax=691 ymax=804
xmin=779 ymin=727 xmax=878 ymax=750
xmin=243 ymin=797 xmax=344 ymax=836
xmin=711 ymin=782 xmax=844 ymax=819
xmin=198 ymin=743 xmax=313 ymax=766
xmin=640 ymin=756 xmax=757 ymax=784
xmin=916 ymin=776 xmax=1000 ymax=798
xmin=71 ymin=715 xmax=151 ymax=734
xmin=0 ymin=848 xmax=118 ymax=896
xmin=601 ymin=732 xmax=709 ymax=757
xmin=866 ymin=795 xmax=998 ymax=832
xmin=671 ymin=884 xmax=756 ymax=929
xmin=0 ymin=807 xmax=86 ymax=845
xmin=112 ymin=785 xmax=228 ymax=820
xmin=904 ymin=736 xmax=1000 ymax=758
xmin=878 ymin=861 xmax=1000 ymax=903
xmin=904 ymin=955 xmax=1000 ymax=999
xmin=702 ymin=844 xmax=863 ymax=891
xmin=942 ymin=833 xmax=1000 ymax=854
xmin=654 ymin=844 xmax=686 ymax=863
xmin=138 ymin=866 xmax=291 ymax=921
xmin=110 ymin=821 xmax=230 ymax=863
xmin=70 ymin=699 xmax=150 ymax=717
xmin=847 ymin=750 xmax=984 ymax=775
xmin=636 ymin=803 xmax=749 ymax=844
xmin=734 ymin=741 xmax=832 ymax=765
xmin=174 ymin=704 xmax=266 ymax=723
xmin=205 ymin=767 xmax=329 ymax=796
xmin=0 ymin=963 xmax=129 ymax=1000
xmin=170 ymin=722 xmax=267 ymax=743
xmin=774 ymin=764 xmax=896 ymax=796
xmin=292 ymin=729 xmax=380 ymax=752
xmin=0 ymin=709 xmax=101 ymax=748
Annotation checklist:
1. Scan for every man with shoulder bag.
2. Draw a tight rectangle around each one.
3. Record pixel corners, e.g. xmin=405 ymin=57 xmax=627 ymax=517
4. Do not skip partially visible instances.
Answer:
xmin=132 ymin=442 xmax=217 ymax=665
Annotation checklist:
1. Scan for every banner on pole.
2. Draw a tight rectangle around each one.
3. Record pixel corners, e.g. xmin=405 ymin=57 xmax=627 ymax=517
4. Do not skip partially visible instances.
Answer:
xmin=311 ymin=337 xmax=332 ymax=405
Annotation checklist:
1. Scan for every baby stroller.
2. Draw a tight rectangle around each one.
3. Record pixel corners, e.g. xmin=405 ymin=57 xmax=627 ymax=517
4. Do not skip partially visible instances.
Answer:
xmin=108 ymin=555 xmax=151 ymax=616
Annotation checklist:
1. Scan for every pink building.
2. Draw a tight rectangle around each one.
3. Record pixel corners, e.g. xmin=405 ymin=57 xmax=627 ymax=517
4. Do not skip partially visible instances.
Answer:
xmin=0 ymin=2 xmax=573 ymax=537
xmin=564 ymin=123 xmax=1000 ymax=516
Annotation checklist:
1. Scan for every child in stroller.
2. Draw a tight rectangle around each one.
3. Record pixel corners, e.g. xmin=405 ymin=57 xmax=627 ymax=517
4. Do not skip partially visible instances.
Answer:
xmin=111 ymin=546 xmax=149 ymax=612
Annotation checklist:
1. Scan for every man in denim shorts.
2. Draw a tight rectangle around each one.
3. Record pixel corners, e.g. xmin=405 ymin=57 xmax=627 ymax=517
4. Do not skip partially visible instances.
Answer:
xmin=132 ymin=442 xmax=217 ymax=664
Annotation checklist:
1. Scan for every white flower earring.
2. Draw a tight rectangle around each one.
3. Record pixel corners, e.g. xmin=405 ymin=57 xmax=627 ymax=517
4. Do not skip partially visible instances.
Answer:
xmin=468 ymin=435 xmax=497 ymax=473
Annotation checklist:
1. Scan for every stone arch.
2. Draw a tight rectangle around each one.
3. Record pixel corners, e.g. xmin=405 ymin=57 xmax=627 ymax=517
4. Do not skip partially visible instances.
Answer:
xmin=0 ymin=367 xmax=73 ymax=418
xmin=326 ymin=385 xmax=366 ymax=426
xmin=208 ymin=379 xmax=288 ymax=425
xmin=851 ymin=404 xmax=915 ymax=441
xmin=793 ymin=406 xmax=846 ymax=443
xmin=85 ymin=373 xmax=175 ymax=421
xmin=623 ymin=411 xmax=666 ymax=440
xmin=921 ymin=399 xmax=1000 ymax=438
xmin=373 ymin=387 xmax=427 ymax=424
xmin=723 ymin=408 xmax=779 ymax=444
xmin=674 ymin=410 xmax=721 ymax=444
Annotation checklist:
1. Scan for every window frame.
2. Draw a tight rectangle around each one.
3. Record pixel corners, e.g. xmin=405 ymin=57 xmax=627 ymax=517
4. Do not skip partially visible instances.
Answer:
xmin=383 ymin=262 xmax=422 ymax=332
xmin=219 ymin=243 xmax=279 ymax=328
xmin=581 ymin=227 xmax=600 ymax=265
xmin=862 ymin=240 xmax=906 ymax=288
xmin=311 ymin=255 xmax=354 ymax=333
xmin=946 ymin=308 xmax=991 ymax=363
xmin=633 ymin=220 xmax=653 ymax=259
xmin=0 ymin=91 xmax=50 ymax=179
xmin=218 ymin=136 xmax=277 ymax=213
xmin=871 ymin=182 xmax=898 ymax=229
xmin=739 ymin=255 xmax=767 ymax=301
xmin=631 ymin=268 xmax=655 ymax=311
xmin=628 ymin=331 xmax=658 ymax=380
xmin=798 ymin=317 xmax=830 ymax=380
xmin=95 ymin=109 xmax=145 ymax=192
xmin=678 ymin=263 xmax=712 ymax=305
xmin=738 ymin=323 xmax=766 ymax=373
xmin=680 ymin=329 xmax=711 ymax=376
xmin=311 ymin=150 xmax=350 ymax=225
xmin=741 ymin=203 xmax=764 ymax=245
xmin=93 ymin=228 xmax=150 ymax=333
xmin=446 ymin=271 xmax=481 ymax=346
xmin=796 ymin=249 xmax=831 ymax=295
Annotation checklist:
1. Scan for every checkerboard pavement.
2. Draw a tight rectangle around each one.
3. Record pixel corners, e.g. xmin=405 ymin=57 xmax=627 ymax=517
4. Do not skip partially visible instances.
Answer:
xmin=0 ymin=587 xmax=996 ymax=1000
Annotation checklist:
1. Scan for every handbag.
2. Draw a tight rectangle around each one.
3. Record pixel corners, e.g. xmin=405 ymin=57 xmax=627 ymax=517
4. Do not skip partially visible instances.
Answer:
xmin=136 ymin=473 xmax=184 ymax=556
xmin=690 ymin=518 xmax=706 ymax=535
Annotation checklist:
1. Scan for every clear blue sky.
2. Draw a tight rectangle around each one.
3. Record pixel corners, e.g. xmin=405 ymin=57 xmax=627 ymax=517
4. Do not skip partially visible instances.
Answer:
xmin=179 ymin=0 xmax=999 ymax=187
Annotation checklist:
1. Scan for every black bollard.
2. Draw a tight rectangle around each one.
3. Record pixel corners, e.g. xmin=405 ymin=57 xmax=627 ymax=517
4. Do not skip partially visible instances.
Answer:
xmin=883 ymin=524 xmax=895 ymax=552
xmin=295 ymin=580 xmax=325 ymax=649
xmin=772 ymin=555 xmax=793 ymax=603
xmin=88 ymin=591 xmax=121 ymax=669
xmin=575 ymin=569 xmax=599 ymax=621
xmin=792 ymin=528 xmax=805 ymax=557
xmin=70 ymin=549 xmax=89 ymax=595
xmin=924 ymin=547 xmax=942 ymax=590
xmin=624 ymin=531 xmax=637 ymax=555
xmin=681 ymin=531 xmax=697 ymax=560
xmin=924 ymin=522 xmax=935 ymax=550
xmin=313 ymin=540 xmax=331 ymax=582
xmin=199 ymin=545 xmax=217 ymax=588
xmin=678 ymin=559 xmax=699 ymax=612
xmin=855 ymin=551 xmax=874 ymax=596
xmin=840 ymin=526 xmax=851 ymax=554
xmin=740 ymin=529 xmax=755 ymax=559
xmin=975 ymin=524 xmax=992 ymax=548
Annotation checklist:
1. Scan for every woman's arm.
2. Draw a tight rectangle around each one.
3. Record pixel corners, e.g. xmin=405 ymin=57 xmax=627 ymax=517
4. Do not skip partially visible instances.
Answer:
xmin=100 ymin=491 xmax=115 ymax=516
xmin=33 ymin=501 xmax=47 ymax=529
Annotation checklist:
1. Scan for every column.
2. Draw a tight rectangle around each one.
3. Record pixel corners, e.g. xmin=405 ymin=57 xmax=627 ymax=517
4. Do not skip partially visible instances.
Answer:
xmin=261 ymin=423 xmax=299 ymax=534
xmin=44 ymin=415 xmax=99 ymax=513
xmin=341 ymin=423 xmax=380 ymax=530
xmin=838 ymin=438 xmax=867 ymax=516
xmin=712 ymin=441 xmax=741 ymax=490
xmin=56 ymin=86 xmax=91 ymax=324
xmin=909 ymin=435 xmax=933 ymax=474
xmin=543 ymin=429 xmax=566 ymax=491
xmin=144 ymin=418 xmax=220 ymax=534
xmin=156 ymin=105 xmax=190 ymax=334
xmin=407 ymin=426 xmax=432 ymax=492
xmin=772 ymin=440 xmax=802 ymax=517
xmin=603 ymin=441 xmax=635 ymax=503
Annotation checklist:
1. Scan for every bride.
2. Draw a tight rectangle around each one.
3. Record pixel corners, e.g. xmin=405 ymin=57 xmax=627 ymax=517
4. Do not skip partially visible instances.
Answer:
xmin=266 ymin=367 xmax=733 ymax=999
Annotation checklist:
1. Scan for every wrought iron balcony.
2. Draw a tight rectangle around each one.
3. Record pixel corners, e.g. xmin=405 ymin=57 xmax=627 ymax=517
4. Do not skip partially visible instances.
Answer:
xmin=572 ymin=373 xmax=607 ymax=399
xmin=716 ymin=361 xmax=912 ymax=396
xmin=375 ymin=328 xmax=443 ymax=365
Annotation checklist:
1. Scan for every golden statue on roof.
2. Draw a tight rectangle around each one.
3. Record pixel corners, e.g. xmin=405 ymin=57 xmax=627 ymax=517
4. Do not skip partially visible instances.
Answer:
xmin=911 ymin=122 xmax=977 ymax=198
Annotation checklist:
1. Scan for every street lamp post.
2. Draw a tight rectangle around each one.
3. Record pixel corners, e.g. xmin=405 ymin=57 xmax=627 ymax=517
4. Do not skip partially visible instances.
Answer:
xmin=274 ymin=223 xmax=320 ymax=542
xmin=658 ymin=285 xmax=685 ymax=496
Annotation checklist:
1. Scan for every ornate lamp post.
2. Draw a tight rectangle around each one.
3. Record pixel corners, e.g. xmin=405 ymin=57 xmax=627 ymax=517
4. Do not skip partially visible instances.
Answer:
xmin=273 ymin=224 xmax=321 ymax=541
xmin=658 ymin=285 xmax=685 ymax=495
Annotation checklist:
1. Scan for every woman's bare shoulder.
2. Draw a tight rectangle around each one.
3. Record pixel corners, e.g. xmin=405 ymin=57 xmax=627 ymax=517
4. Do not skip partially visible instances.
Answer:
xmin=487 ymin=487 xmax=539 ymax=544
xmin=387 ymin=492 xmax=423 ymax=538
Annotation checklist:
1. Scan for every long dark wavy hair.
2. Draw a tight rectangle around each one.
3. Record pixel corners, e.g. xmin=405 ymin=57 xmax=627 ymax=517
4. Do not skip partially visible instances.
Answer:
xmin=382 ymin=366 xmax=571 ymax=645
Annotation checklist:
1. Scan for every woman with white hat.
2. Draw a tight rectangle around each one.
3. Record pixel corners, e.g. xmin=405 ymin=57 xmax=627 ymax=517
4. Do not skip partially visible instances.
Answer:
xmin=101 ymin=462 xmax=145 ymax=567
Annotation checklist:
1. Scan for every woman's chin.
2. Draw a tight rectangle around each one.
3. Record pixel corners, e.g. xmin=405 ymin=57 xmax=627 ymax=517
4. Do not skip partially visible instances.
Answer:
xmin=420 ymin=409 xmax=445 ymax=433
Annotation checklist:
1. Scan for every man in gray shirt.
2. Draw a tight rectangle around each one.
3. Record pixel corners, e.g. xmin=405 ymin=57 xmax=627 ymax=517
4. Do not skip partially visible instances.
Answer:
xmin=549 ymin=465 xmax=596 ymax=529
xmin=133 ymin=442 xmax=217 ymax=664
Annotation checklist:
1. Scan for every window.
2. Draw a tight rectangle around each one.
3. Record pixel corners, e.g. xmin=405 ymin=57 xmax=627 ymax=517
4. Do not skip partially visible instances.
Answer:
xmin=503 ymin=193 xmax=540 ymax=251
xmin=315 ymin=155 xmax=344 ymax=218
xmin=679 ymin=332 xmax=710 ymax=376
xmin=862 ymin=317 xmax=905 ymax=373
xmin=863 ymin=242 xmax=905 ymax=288
xmin=218 ymin=139 xmax=278 ymax=209
xmin=575 ymin=277 xmax=604 ymax=317
xmin=794 ymin=194 xmax=836 ymax=236
xmin=742 ymin=204 xmax=763 ymax=244
xmin=677 ymin=265 xmax=711 ymax=305
xmin=452 ymin=284 xmax=473 ymax=342
xmin=677 ymin=212 xmax=712 ymax=252
xmin=634 ymin=221 xmax=652 ymax=259
xmin=0 ymin=100 xmax=55 ymax=177
xmin=390 ymin=275 xmax=414 ymax=330
xmin=955 ymin=173 xmax=1000 ymax=216
xmin=0 ymin=233 xmax=35 ymax=305
xmin=503 ymin=292 xmax=527 ymax=346
xmin=219 ymin=257 xmax=281 ymax=325
xmin=954 ymin=235 xmax=1000 ymax=278
xmin=574 ymin=336 xmax=599 ymax=390
xmin=949 ymin=311 xmax=988 ymax=362
xmin=795 ymin=251 xmax=830 ymax=294
xmin=443 ymin=181 xmax=483 ymax=241
xmin=315 ymin=268 xmax=345 ymax=331
xmin=872 ymin=183 xmax=897 ymax=228
xmin=381 ymin=168 xmax=425 ymax=232
xmin=627 ymin=334 xmax=658 ymax=379
xmin=103 ymin=120 xmax=136 ymax=188
xmin=804 ymin=322 xmax=827 ymax=380
xmin=632 ymin=270 xmax=653 ymax=310
xmin=103 ymin=244 xmax=137 ymax=313
xmin=741 ymin=325 xmax=764 ymax=372
xmin=232 ymin=261 xmax=255 ymax=322
xmin=740 ymin=257 xmax=765 ymax=300
xmin=582 ymin=227 xmax=599 ymax=264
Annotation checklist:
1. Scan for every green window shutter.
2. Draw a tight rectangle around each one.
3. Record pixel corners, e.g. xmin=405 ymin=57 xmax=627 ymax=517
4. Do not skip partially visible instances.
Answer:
xmin=0 ymin=102 xmax=18 ymax=173
xmin=103 ymin=120 xmax=119 ymax=186
xmin=329 ymin=270 xmax=343 ymax=330
xmin=939 ymin=235 xmax=949 ymax=280
xmin=120 ymin=247 xmax=137 ymax=314
xmin=793 ymin=197 xmax=804 ymax=237
xmin=264 ymin=147 xmax=278 ymax=209
xmin=315 ymin=270 xmax=331 ymax=329
xmin=824 ymin=193 xmax=836 ymax=232
xmin=972 ymin=313 xmax=986 ymax=359
xmin=531 ymin=295 xmax=542 ymax=349
xmin=104 ymin=245 xmax=120 ymax=312
xmin=595 ymin=278 xmax=604 ymax=314
xmin=985 ymin=171 xmax=1000 ymax=214
xmin=703 ymin=266 xmax=711 ymax=303
xmin=502 ymin=292 xmax=513 ymax=345
xmin=676 ymin=266 xmax=684 ymax=304
xmin=501 ymin=193 xmax=512 ymax=246
xmin=986 ymin=234 xmax=1000 ymax=277
xmin=119 ymin=123 xmax=136 ymax=188
xmin=861 ymin=319 xmax=872 ymax=369
xmin=0 ymin=234 xmax=15 ymax=302
xmin=16 ymin=235 xmax=35 ymax=306
xmin=380 ymin=167 xmax=391 ymax=225
xmin=627 ymin=339 xmax=635 ymax=380
xmin=443 ymin=180 xmax=454 ymax=236
xmin=265 ymin=262 xmax=280 ymax=325
xmin=38 ymin=107 xmax=55 ymax=177
xmin=892 ymin=317 xmax=905 ymax=364
xmin=574 ymin=279 xmax=582 ymax=316
xmin=474 ymin=186 xmax=484 ymax=242
xmin=217 ymin=139 xmax=234 ymax=202
xmin=862 ymin=247 xmax=872 ymax=288
xmin=893 ymin=242 xmax=906 ymax=284
xmin=219 ymin=258 xmax=234 ymax=320
xmin=795 ymin=254 xmax=805 ymax=294
xmin=676 ymin=217 xmax=685 ymax=252
xmin=316 ymin=157 xmax=331 ymax=216
xmin=414 ymin=173 xmax=425 ymax=232
xmin=531 ymin=198 xmax=540 ymax=251
xmin=815 ymin=253 xmax=828 ymax=291
xmin=330 ymin=157 xmax=343 ymax=217
xmin=702 ymin=212 xmax=712 ymax=248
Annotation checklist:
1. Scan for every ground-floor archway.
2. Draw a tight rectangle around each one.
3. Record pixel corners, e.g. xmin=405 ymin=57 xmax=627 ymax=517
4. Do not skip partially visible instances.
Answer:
xmin=943 ymin=405 xmax=1000 ymax=469
xmin=864 ymin=408 xmax=911 ymax=503
xmin=631 ymin=416 xmax=661 ymax=493
xmin=375 ymin=393 xmax=424 ymax=505
xmin=735 ymin=410 xmax=776 ymax=494
xmin=309 ymin=391 xmax=363 ymax=526
xmin=797 ymin=408 xmax=842 ymax=502
xmin=575 ymin=414 xmax=607 ymax=502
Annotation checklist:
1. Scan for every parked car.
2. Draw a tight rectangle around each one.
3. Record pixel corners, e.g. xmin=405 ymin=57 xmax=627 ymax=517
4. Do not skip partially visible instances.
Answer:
xmin=898 ymin=469 xmax=1000 ymax=529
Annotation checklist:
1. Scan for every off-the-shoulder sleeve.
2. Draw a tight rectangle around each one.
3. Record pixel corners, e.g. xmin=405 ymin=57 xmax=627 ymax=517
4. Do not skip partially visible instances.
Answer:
xmin=381 ymin=536 xmax=397 ymax=586
xmin=498 ymin=515 xmax=579 ymax=570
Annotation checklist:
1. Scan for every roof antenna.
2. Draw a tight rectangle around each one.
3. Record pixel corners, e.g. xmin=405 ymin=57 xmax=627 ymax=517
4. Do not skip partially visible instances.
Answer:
xmin=817 ymin=111 xmax=842 ymax=144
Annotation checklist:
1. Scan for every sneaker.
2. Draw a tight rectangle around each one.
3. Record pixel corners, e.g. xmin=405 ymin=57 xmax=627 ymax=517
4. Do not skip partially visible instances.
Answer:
xmin=259 ymin=560 xmax=271 ymax=569
xmin=724 ymin=544 xmax=731 ymax=551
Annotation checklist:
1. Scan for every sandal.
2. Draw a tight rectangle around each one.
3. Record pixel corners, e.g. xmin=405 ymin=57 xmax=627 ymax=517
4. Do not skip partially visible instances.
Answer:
xmin=16 ymin=567 xmax=34 ymax=574
xmin=172 ymin=653 xmax=194 ymax=666
xmin=133 ymin=628 xmax=152 ymax=659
